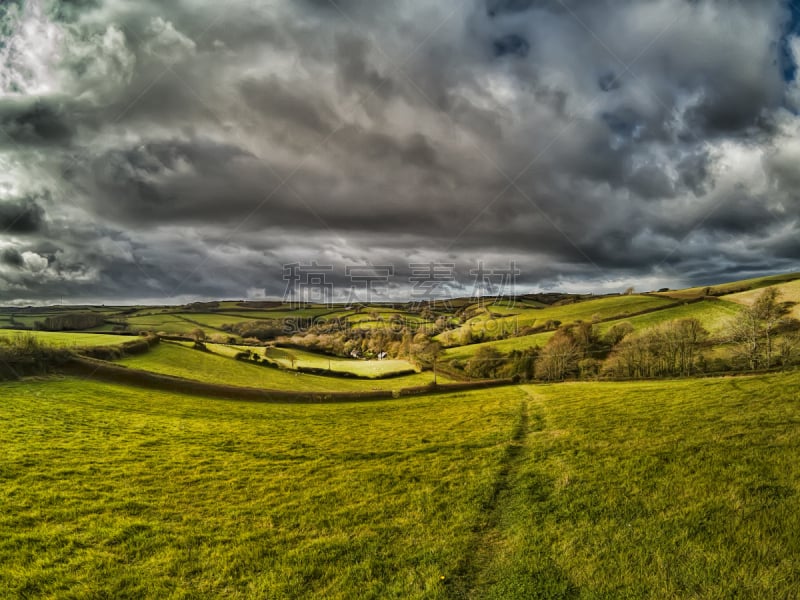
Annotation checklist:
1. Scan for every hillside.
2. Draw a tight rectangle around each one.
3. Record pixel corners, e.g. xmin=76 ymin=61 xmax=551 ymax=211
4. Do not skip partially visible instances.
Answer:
xmin=722 ymin=278 xmax=800 ymax=321
xmin=117 ymin=342 xmax=446 ymax=392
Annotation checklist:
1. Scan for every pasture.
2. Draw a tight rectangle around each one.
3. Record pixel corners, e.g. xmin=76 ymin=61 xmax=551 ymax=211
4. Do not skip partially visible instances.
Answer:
xmin=262 ymin=346 xmax=419 ymax=378
xmin=118 ymin=342 xmax=444 ymax=391
xmin=441 ymin=295 xmax=676 ymax=343
xmin=723 ymin=278 xmax=800 ymax=321
xmin=0 ymin=330 xmax=132 ymax=348
xmin=2 ymin=371 xmax=800 ymax=597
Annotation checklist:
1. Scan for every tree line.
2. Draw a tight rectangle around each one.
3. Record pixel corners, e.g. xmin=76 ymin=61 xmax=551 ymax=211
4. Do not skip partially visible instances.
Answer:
xmin=458 ymin=288 xmax=800 ymax=382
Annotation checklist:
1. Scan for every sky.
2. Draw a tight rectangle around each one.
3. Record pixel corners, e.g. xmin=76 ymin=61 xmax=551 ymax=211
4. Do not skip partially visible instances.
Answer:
xmin=2 ymin=0 xmax=800 ymax=304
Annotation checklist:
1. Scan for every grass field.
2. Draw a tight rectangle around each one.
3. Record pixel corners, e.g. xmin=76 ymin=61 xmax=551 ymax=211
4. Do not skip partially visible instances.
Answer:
xmin=723 ymin=278 xmax=800 ymax=321
xmin=118 ymin=343 xmax=444 ymax=391
xmin=262 ymin=346 xmax=419 ymax=378
xmin=474 ymin=374 xmax=800 ymax=598
xmin=657 ymin=272 xmax=800 ymax=300
xmin=442 ymin=299 xmax=744 ymax=362
xmin=0 ymin=331 xmax=132 ymax=347
xmin=124 ymin=315 xmax=209 ymax=335
xmin=442 ymin=331 xmax=556 ymax=362
xmin=3 ymin=371 xmax=800 ymax=597
xmin=596 ymin=299 xmax=743 ymax=337
xmin=441 ymin=295 xmax=676 ymax=343
xmin=0 ymin=379 xmax=522 ymax=599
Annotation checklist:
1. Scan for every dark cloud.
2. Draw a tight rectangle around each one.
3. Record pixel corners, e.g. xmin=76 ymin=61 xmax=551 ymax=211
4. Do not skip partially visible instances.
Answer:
xmin=0 ymin=197 xmax=46 ymax=234
xmin=0 ymin=99 xmax=74 ymax=146
xmin=0 ymin=0 xmax=799 ymax=303
xmin=0 ymin=248 xmax=23 ymax=268
xmin=492 ymin=34 xmax=530 ymax=58
xmin=486 ymin=0 xmax=537 ymax=18
xmin=239 ymin=76 xmax=339 ymax=137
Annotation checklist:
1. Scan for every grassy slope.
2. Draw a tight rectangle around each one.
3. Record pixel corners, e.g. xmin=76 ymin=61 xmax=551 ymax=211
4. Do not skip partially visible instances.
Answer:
xmin=657 ymin=272 xmax=800 ymax=300
xmin=118 ymin=343 xmax=446 ymax=391
xmin=440 ymin=295 xmax=676 ymax=344
xmin=443 ymin=299 xmax=743 ymax=362
xmin=443 ymin=331 xmax=556 ymax=362
xmin=470 ymin=373 xmax=800 ymax=598
xmin=0 ymin=379 xmax=522 ymax=599
xmin=723 ymin=278 xmax=800 ymax=321
xmin=596 ymin=298 xmax=743 ymax=337
xmin=125 ymin=315 xmax=203 ymax=335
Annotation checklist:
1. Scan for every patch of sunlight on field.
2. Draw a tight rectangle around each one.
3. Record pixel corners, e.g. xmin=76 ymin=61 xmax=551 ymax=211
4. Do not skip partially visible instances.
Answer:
xmin=261 ymin=346 xmax=419 ymax=377
xmin=0 ymin=330 xmax=131 ymax=347
xmin=723 ymin=278 xmax=800 ymax=321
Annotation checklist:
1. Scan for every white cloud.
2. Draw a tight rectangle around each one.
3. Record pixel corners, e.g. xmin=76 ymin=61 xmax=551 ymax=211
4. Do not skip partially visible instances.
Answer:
xmin=21 ymin=251 xmax=48 ymax=272
xmin=0 ymin=0 xmax=65 ymax=96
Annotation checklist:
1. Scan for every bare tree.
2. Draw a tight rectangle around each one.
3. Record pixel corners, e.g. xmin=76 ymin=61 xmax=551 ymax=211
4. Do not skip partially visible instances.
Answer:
xmin=605 ymin=318 xmax=707 ymax=378
xmin=729 ymin=288 xmax=786 ymax=370
xmin=535 ymin=329 xmax=581 ymax=381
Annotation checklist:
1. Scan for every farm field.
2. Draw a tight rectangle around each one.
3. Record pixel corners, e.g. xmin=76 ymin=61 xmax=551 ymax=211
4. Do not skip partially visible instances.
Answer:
xmin=2 ymin=371 xmax=800 ymax=597
xmin=441 ymin=298 xmax=745 ymax=362
xmin=0 ymin=330 xmax=132 ymax=347
xmin=0 ymin=379 xmax=522 ymax=599
xmin=118 ymin=343 xmax=445 ymax=391
xmin=442 ymin=330 xmax=556 ymax=362
xmin=443 ymin=294 xmax=676 ymax=342
xmin=656 ymin=272 xmax=800 ymax=300
xmin=595 ymin=298 xmax=743 ymax=337
xmin=262 ymin=346 xmax=419 ymax=378
xmin=124 ymin=315 xmax=209 ymax=335
xmin=723 ymin=278 xmax=800 ymax=321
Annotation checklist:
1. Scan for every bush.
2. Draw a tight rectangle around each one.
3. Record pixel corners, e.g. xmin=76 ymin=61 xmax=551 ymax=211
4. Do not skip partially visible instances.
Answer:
xmin=0 ymin=334 xmax=71 ymax=379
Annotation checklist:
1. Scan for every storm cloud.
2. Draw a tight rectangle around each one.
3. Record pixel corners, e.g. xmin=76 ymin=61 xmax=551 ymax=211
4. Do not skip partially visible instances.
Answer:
xmin=1 ymin=0 xmax=800 ymax=303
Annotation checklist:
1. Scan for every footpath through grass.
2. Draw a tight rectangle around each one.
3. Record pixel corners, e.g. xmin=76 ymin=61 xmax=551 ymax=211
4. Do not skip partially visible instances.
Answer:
xmin=468 ymin=373 xmax=800 ymax=598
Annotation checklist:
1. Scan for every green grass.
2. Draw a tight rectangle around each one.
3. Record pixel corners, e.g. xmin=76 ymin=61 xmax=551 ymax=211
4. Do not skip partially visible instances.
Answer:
xmin=469 ymin=374 xmax=800 ymax=597
xmin=262 ymin=347 xmax=419 ymax=378
xmin=1 ymin=314 xmax=63 ymax=328
xmin=596 ymin=299 xmax=743 ymax=337
xmin=723 ymin=278 xmax=800 ymax=321
xmin=657 ymin=272 xmax=800 ymax=300
xmin=441 ymin=295 xmax=676 ymax=343
xmin=0 ymin=331 xmax=132 ymax=347
xmin=124 ymin=315 xmax=206 ymax=335
xmin=442 ymin=299 xmax=744 ymax=362
xmin=442 ymin=331 xmax=556 ymax=362
xmin=0 ymin=378 xmax=523 ymax=599
xmin=167 ymin=312 xmax=255 ymax=330
xmin=3 ymin=371 xmax=800 ymax=597
xmin=118 ymin=343 xmax=445 ymax=391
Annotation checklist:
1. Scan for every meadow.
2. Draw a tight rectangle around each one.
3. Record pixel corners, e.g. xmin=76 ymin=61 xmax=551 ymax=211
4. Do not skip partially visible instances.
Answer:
xmin=723 ymin=278 xmax=800 ymax=321
xmin=118 ymin=342 xmax=445 ymax=392
xmin=0 ymin=330 xmax=132 ymax=347
xmin=262 ymin=346 xmax=419 ymax=378
xmin=656 ymin=272 xmax=800 ymax=300
xmin=441 ymin=298 xmax=744 ymax=362
xmin=2 ymin=371 xmax=800 ymax=597
xmin=440 ymin=295 xmax=676 ymax=345
xmin=0 ymin=379 xmax=522 ymax=599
